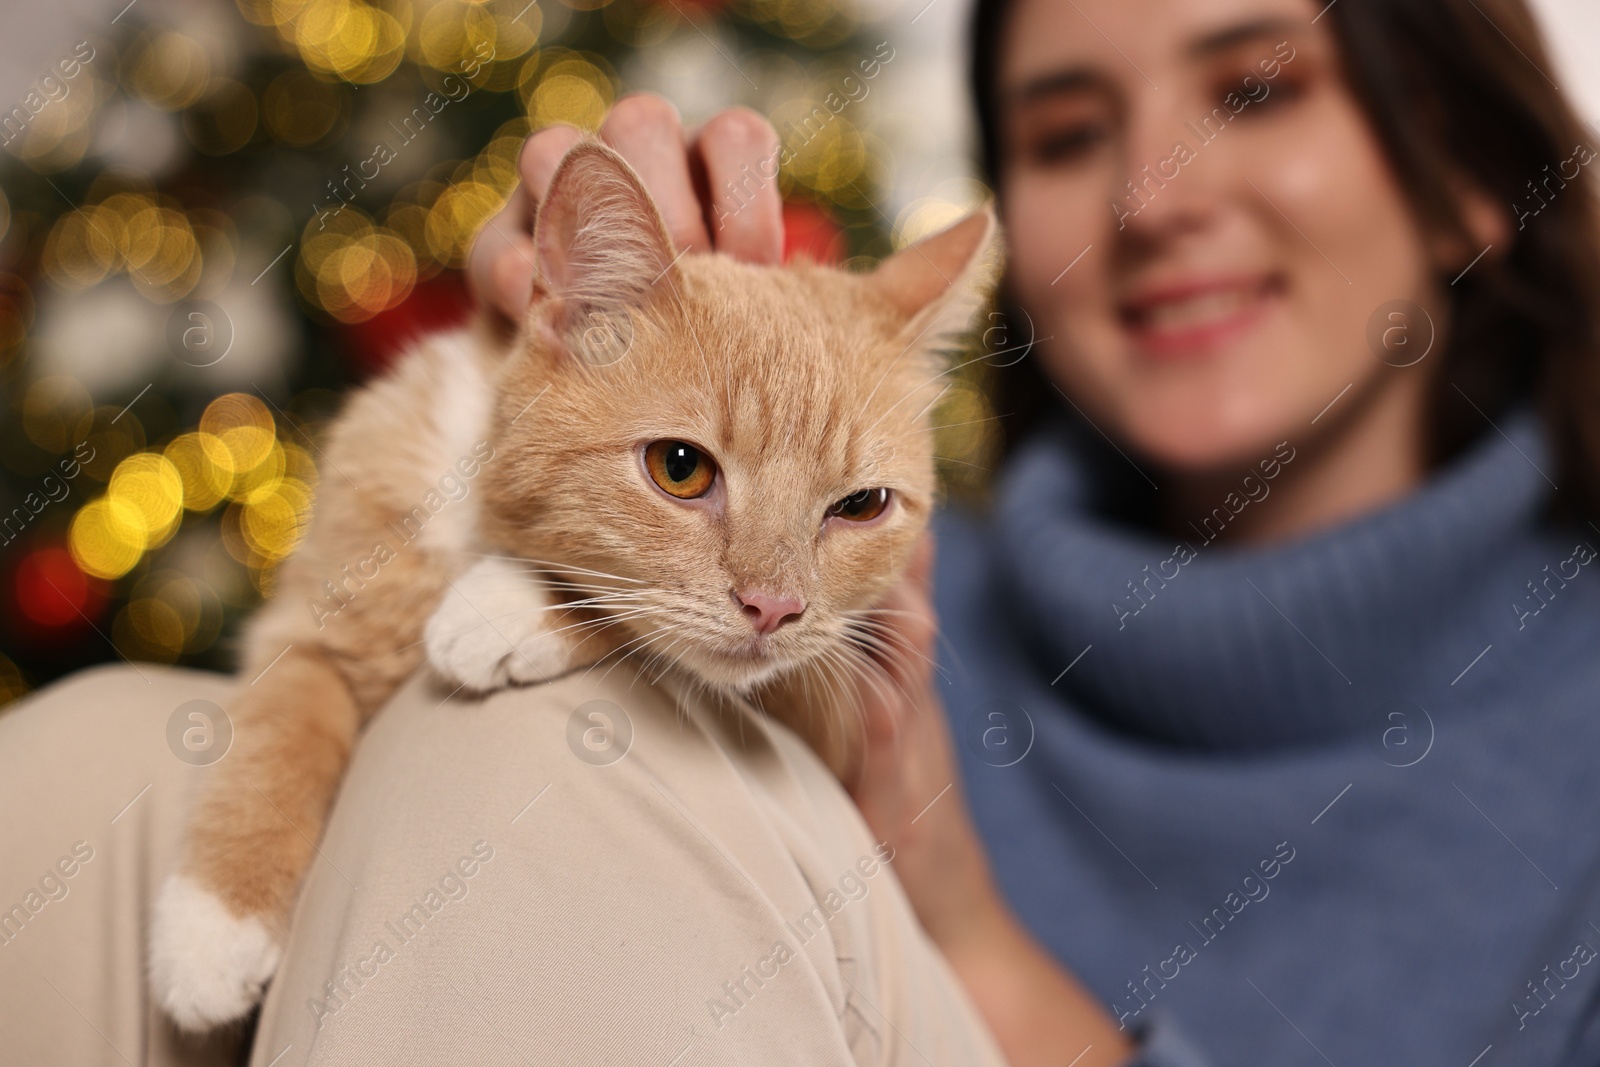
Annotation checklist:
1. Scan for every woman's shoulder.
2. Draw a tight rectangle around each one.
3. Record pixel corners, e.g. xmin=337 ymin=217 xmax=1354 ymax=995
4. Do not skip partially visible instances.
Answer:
xmin=251 ymin=664 xmax=1005 ymax=1063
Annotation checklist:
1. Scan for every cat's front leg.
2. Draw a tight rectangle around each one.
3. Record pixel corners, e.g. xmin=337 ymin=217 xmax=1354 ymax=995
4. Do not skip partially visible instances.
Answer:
xmin=425 ymin=557 xmax=581 ymax=692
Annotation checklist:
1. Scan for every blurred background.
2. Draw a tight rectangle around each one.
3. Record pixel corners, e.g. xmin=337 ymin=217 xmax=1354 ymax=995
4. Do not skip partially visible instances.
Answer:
xmin=0 ymin=0 xmax=1595 ymax=704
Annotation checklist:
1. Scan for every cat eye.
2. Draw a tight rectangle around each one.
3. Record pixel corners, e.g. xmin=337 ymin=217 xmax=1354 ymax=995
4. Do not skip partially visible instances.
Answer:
xmin=644 ymin=440 xmax=717 ymax=499
xmin=828 ymin=488 xmax=890 ymax=523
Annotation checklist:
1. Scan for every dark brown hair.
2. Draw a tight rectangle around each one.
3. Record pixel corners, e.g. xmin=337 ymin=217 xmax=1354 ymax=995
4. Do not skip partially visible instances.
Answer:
xmin=970 ymin=0 xmax=1600 ymax=516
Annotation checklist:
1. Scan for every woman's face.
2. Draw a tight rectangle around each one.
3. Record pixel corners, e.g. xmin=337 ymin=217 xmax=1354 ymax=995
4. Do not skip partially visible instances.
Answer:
xmin=998 ymin=0 xmax=1451 ymax=471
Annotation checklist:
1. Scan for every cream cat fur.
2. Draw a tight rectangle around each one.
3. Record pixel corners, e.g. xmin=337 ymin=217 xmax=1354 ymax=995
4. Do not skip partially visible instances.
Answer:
xmin=150 ymin=140 xmax=998 ymax=1030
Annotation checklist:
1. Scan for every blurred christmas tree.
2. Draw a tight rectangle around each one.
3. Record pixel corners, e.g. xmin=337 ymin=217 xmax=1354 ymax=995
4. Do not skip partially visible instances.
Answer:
xmin=0 ymin=0 xmax=993 ymax=707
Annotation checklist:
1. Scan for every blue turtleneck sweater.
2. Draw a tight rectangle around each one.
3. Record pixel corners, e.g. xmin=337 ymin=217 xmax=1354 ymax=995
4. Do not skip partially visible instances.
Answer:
xmin=932 ymin=406 xmax=1600 ymax=1066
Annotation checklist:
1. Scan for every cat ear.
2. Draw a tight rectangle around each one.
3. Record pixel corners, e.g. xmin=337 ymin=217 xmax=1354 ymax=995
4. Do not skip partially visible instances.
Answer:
xmin=868 ymin=206 xmax=1001 ymax=343
xmin=528 ymin=141 xmax=677 ymax=348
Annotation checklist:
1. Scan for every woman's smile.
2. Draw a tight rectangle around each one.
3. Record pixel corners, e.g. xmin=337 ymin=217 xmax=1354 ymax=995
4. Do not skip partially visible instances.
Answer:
xmin=1118 ymin=271 xmax=1286 ymax=359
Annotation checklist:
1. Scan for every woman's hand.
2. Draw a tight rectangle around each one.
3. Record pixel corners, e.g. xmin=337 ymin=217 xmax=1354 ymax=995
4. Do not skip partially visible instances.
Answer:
xmin=851 ymin=535 xmax=1134 ymax=1067
xmin=467 ymin=95 xmax=786 ymax=322
xmin=845 ymin=536 xmax=1002 ymax=950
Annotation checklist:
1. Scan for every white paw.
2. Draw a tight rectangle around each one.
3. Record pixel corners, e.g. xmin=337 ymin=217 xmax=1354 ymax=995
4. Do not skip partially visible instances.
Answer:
xmin=149 ymin=874 xmax=282 ymax=1032
xmin=425 ymin=557 xmax=576 ymax=693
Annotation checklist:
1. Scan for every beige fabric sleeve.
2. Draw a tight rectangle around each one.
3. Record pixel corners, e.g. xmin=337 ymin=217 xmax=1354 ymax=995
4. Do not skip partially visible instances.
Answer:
xmin=0 ymin=664 xmax=241 ymax=1067
xmin=0 ymin=663 xmax=1007 ymax=1067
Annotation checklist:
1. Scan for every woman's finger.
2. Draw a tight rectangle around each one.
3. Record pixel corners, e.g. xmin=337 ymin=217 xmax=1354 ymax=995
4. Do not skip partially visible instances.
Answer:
xmin=467 ymin=182 xmax=534 ymax=321
xmin=466 ymin=124 xmax=585 ymax=320
xmin=691 ymin=107 xmax=785 ymax=264
xmin=519 ymin=122 xmax=588 ymax=204
xmin=600 ymin=94 xmax=713 ymax=255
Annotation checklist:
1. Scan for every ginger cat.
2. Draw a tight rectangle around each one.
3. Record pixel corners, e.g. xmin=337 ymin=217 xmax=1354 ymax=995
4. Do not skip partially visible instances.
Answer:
xmin=149 ymin=141 xmax=998 ymax=1030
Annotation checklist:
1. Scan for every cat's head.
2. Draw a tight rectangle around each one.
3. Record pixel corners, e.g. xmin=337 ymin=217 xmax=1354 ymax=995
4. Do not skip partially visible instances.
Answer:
xmin=482 ymin=141 xmax=998 ymax=694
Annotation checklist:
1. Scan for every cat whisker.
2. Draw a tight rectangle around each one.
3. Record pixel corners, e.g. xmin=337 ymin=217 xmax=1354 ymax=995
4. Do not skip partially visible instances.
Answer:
xmin=802 ymin=644 xmax=883 ymax=751
xmin=907 ymin=382 xmax=954 ymax=427
xmin=889 ymin=412 xmax=998 ymax=441
xmin=538 ymin=591 xmax=659 ymax=611
xmin=597 ymin=625 xmax=684 ymax=686
xmin=843 ymin=625 xmax=937 ymax=689
xmin=854 ymin=315 xmax=943 ymax=423
xmin=840 ymin=614 xmax=955 ymax=685
xmin=889 ymin=412 xmax=1006 ymax=441
xmin=530 ymin=607 xmax=661 ymax=643
xmin=394 ymin=599 xmax=659 ymax=656
xmin=466 ymin=552 xmax=648 ymax=585
xmin=580 ymin=623 xmax=676 ymax=683
xmin=637 ymin=631 xmax=696 ymax=688
xmin=865 ymin=345 xmax=1003 ymax=435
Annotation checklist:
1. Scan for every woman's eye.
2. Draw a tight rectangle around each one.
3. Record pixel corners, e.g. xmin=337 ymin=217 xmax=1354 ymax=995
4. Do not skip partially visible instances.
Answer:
xmin=828 ymin=488 xmax=890 ymax=522
xmin=1215 ymin=73 xmax=1308 ymax=117
xmin=645 ymin=440 xmax=716 ymax=499
xmin=1029 ymin=124 xmax=1106 ymax=165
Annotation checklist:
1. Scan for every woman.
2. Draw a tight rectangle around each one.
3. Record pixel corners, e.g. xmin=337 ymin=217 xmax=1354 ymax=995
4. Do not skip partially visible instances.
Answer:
xmin=468 ymin=0 xmax=1599 ymax=1063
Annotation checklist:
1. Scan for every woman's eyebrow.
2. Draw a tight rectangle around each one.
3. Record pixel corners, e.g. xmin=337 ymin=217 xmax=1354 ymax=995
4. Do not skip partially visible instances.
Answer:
xmin=1187 ymin=16 xmax=1306 ymax=58
xmin=1008 ymin=15 xmax=1306 ymax=103
xmin=1010 ymin=67 xmax=1105 ymax=104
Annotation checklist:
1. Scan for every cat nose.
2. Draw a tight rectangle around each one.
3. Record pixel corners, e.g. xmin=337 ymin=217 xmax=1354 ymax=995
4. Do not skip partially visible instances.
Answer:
xmin=733 ymin=590 xmax=806 ymax=635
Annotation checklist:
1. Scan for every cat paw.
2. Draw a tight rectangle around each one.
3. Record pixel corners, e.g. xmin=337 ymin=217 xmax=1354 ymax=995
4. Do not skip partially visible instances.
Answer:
xmin=426 ymin=557 xmax=576 ymax=692
xmin=149 ymin=874 xmax=282 ymax=1032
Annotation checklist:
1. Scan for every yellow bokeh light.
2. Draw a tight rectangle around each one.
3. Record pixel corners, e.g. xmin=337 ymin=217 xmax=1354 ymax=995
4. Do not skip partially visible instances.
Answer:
xmin=282 ymin=440 xmax=319 ymax=488
xmin=466 ymin=134 xmax=524 ymax=196
xmin=23 ymin=376 xmax=93 ymax=452
xmin=69 ymin=498 xmax=148 ymax=579
xmin=120 ymin=595 xmax=186 ymax=659
xmin=0 ymin=654 xmax=26 ymax=709
xmin=318 ymin=231 xmax=417 ymax=322
xmin=743 ymin=0 xmax=853 ymax=46
xmin=41 ymin=191 xmax=202 ymax=300
xmin=165 ymin=432 xmax=236 ymax=511
xmin=144 ymin=571 xmax=221 ymax=654
xmin=892 ymin=181 xmax=992 ymax=250
xmin=295 ymin=205 xmax=419 ymax=321
xmin=10 ymin=75 xmax=100 ymax=173
xmin=201 ymin=391 xmax=274 ymax=436
xmin=515 ymin=51 xmax=615 ymax=124
xmin=263 ymin=69 xmax=345 ymax=147
xmin=418 ymin=0 xmax=499 ymax=72
xmin=199 ymin=393 xmax=280 ymax=492
xmin=126 ymin=31 xmax=211 ymax=110
xmin=295 ymin=0 xmax=407 ymax=84
xmin=107 ymin=453 xmax=184 ymax=548
xmin=220 ymin=425 xmax=278 ymax=480
xmin=242 ymin=477 xmax=312 ymax=560
xmin=42 ymin=205 xmax=121 ymax=290
xmin=771 ymin=101 xmax=866 ymax=197
xmin=424 ymin=180 xmax=505 ymax=269
xmin=230 ymin=439 xmax=284 ymax=505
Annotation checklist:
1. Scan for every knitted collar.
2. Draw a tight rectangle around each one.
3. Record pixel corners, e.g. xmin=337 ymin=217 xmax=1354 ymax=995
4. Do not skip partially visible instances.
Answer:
xmin=990 ymin=406 xmax=1554 ymax=749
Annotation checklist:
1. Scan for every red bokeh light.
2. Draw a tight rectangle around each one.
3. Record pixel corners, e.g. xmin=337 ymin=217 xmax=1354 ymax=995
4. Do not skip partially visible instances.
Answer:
xmin=14 ymin=546 xmax=104 ymax=629
xmin=782 ymin=200 xmax=846 ymax=265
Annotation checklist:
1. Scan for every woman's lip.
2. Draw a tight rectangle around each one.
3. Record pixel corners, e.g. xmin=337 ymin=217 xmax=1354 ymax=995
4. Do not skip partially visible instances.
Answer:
xmin=1119 ymin=274 xmax=1283 ymax=358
